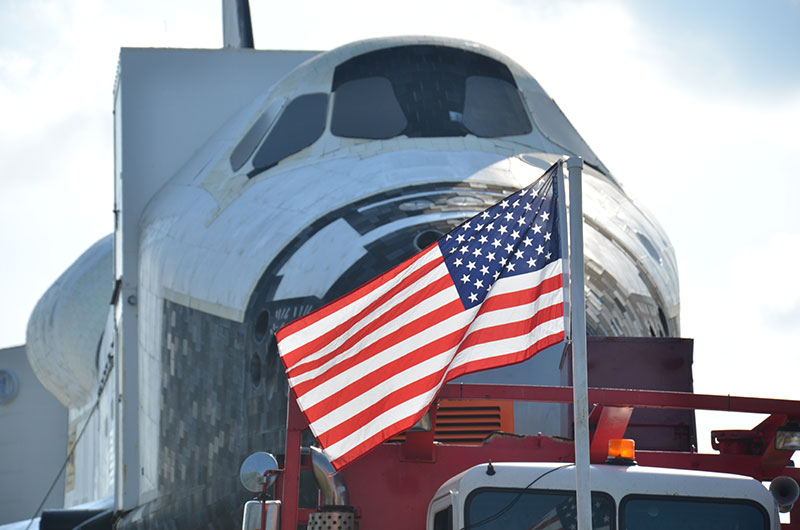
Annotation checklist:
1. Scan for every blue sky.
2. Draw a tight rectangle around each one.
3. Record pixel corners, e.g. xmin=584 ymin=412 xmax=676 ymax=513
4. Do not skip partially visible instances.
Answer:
xmin=1 ymin=0 xmax=799 ymax=450
xmin=625 ymin=0 xmax=800 ymax=98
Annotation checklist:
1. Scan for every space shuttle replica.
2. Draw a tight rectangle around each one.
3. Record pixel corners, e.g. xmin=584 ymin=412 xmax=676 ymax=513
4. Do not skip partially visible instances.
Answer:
xmin=21 ymin=31 xmax=680 ymax=530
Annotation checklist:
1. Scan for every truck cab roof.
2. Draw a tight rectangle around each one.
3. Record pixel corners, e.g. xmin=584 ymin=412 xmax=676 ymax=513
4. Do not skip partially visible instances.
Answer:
xmin=429 ymin=462 xmax=778 ymax=530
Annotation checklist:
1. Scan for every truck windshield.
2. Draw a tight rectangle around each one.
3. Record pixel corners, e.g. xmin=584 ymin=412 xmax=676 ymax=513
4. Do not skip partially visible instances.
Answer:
xmin=621 ymin=495 xmax=768 ymax=530
xmin=465 ymin=488 xmax=614 ymax=529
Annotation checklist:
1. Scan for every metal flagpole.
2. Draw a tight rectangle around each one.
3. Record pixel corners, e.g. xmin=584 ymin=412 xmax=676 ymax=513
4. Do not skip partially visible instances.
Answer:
xmin=567 ymin=156 xmax=591 ymax=530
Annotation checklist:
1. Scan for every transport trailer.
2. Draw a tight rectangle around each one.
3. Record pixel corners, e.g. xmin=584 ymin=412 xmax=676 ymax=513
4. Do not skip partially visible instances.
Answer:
xmin=240 ymin=382 xmax=800 ymax=529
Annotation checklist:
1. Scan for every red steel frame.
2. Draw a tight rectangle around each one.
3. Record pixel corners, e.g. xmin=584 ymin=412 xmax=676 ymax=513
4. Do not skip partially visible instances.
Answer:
xmin=274 ymin=383 xmax=800 ymax=530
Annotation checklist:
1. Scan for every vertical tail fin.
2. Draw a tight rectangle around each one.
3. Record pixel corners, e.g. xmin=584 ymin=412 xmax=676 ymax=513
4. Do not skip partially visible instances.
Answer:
xmin=222 ymin=0 xmax=254 ymax=49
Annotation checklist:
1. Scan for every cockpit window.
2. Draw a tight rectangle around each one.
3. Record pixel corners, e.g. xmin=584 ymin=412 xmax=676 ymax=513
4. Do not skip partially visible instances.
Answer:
xmin=248 ymin=93 xmax=328 ymax=177
xmin=331 ymin=77 xmax=408 ymax=139
xmin=463 ymin=76 xmax=532 ymax=137
xmin=331 ymin=45 xmax=531 ymax=139
xmin=231 ymin=97 xmax=286 ymax=172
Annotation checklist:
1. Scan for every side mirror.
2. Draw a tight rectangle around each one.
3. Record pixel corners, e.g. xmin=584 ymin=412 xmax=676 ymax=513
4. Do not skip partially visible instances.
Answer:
xmin=239 ymin=452 xmax=279 ymax=493
xmin=242 ymin=500 xmax=281 ymax=530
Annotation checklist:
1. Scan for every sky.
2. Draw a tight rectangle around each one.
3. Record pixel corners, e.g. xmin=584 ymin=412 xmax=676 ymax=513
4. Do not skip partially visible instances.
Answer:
xmin=1 ymin=0 xmax=799 ymax=452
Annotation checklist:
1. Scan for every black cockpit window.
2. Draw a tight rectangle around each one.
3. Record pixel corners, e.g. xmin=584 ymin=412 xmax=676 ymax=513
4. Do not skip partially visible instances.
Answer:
xmin=231 ymin=98 xmax=285 ymax=172
xmin=463 ymin=76 xmax=532 ymax=137
xmin=331 ymin=45 xmax=531 ymax=139
xmin=331 ymin=77 xmax=407 ymax=139
xmin=249 ymin=93 xmax=328 ymax=177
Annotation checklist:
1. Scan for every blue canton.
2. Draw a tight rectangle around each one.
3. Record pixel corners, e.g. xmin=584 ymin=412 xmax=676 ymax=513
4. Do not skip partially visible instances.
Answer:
xmin=438 ymin=166 xmax=561 ymax=309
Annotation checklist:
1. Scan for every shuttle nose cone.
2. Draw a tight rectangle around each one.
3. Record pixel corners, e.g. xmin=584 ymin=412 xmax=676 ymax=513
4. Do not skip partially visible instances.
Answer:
xmin=243 ymin=150 xmax=549 ymax=311
xmin=241 ymin=149 xmax=677 ymax=339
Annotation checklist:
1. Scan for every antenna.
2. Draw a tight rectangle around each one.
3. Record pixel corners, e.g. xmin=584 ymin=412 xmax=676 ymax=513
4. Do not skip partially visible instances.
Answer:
xmin=222 ymin=0 xmax=254 ymax=49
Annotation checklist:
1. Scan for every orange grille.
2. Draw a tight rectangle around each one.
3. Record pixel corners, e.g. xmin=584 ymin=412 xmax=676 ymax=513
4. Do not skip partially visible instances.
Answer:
xmin=391 ymin=399 xmax=514 ymax=444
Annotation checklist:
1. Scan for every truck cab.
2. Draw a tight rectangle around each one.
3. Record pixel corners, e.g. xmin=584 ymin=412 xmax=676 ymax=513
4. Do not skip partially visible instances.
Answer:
xmin=428 ymin=461 xmax=779 ymax=530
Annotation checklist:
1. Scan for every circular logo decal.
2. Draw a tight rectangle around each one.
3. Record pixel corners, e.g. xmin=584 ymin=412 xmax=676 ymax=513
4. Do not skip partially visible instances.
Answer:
xmin=0 ymin=369 xmax=19 ymax=405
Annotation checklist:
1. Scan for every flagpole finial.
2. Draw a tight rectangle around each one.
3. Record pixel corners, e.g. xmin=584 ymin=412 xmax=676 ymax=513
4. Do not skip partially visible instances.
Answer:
xmin=567 ymin=156 xmax=583 ymax=170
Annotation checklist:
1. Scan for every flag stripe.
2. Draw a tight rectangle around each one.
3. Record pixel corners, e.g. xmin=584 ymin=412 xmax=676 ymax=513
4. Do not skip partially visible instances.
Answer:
xmin=290 ymin=297 xmax=464 ymax=397
xmin=477 ymin=271 xmax=562 ymax=314
xmin=288 ymin=257 xmax=562 ymax=377
xmin=302 ymin=324 xmax=468 ymax=424
xmin=451 ymin=312 xmax=564 ymax=369
xmin=284 ymin=252 xmax=561 ymax=374
xmin=278 ymin=245 xmax=440 ymax=340
xmin=447 ymin=330 xmax=565 ymax=380
xmin=285 ymin=253 xmax=447 ymax=366
xmin=293 ymin=268 xmax=561 ymax=412
xmin=318 ymin=317 xmax=565 ymax=460
xmin=459 ymin=275 xmax=563 ymax=345
xmin=307 ymin=302 xmax=564 ymax=442
xmin=288 ymin=262 xmax=564 ymax=452
xmin=451 ymin=314 xmax=565 ymax=372
xmin=288 ymin=281 xmax=453 ymax=385
xmin=323 ymin=388 xmax=441 ymax=466
xmin=286 ymin=271 xmax=456 ymax=383
xmin=285 ymin=259 xmax=446 ymax=370
xmin=295 ymin=297 xmax=475 ymax=410
xmin=456 ymin=301 xmax=564 ymax=353
xmin=314 ymin=361 xmax=449 ymax=446
xmin=289 ymin=264 xmax=562 ymax=396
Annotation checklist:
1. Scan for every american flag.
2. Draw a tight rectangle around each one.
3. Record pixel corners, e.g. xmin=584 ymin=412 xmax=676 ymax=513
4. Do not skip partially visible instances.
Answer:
xmin=276 ymin=163 xmax=566 ymax=470
xmin=528 ymin=497 xmax=612 ymax=530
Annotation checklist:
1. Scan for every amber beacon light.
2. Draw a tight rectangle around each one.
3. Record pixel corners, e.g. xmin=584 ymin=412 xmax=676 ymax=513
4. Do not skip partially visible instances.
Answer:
xmin=607 ymin=438 xmax=637 ymax=465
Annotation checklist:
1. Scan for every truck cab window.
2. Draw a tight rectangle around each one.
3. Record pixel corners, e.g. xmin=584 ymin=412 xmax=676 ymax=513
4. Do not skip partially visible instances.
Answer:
xmin=465 ymin=489 xmax=615 ymax=529
xmin=621 ymin=495 xmax=768 ymax=530
xmin=433 ymin=505 xmax=453 ymax=530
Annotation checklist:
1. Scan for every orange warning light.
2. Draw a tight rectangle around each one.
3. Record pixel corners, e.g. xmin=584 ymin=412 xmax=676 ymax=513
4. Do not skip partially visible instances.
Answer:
xmin=607 ymin=438 xmax=636 ymax=463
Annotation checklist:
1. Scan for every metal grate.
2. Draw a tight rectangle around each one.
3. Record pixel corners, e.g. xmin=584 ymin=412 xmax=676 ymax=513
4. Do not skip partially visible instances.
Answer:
xmin=391 ymin=399 xmax=514 ymax=444
xmin=307 ymin=510 xmax=357 ymax=530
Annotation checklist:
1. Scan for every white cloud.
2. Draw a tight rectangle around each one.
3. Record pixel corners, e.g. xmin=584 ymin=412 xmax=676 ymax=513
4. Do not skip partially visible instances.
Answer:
xmin=682 ymin=231 xmax=800 ymax=450
xmin=0 ymin=0 xmax=221 ymax=346
xmin=730 ymin=234 xmax=800 ymax=316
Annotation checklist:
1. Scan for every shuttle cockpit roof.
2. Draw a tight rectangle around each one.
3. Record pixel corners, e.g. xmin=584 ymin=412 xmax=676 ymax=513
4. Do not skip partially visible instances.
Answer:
xmin=227 ymin=37 xmax=610 ymax=180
